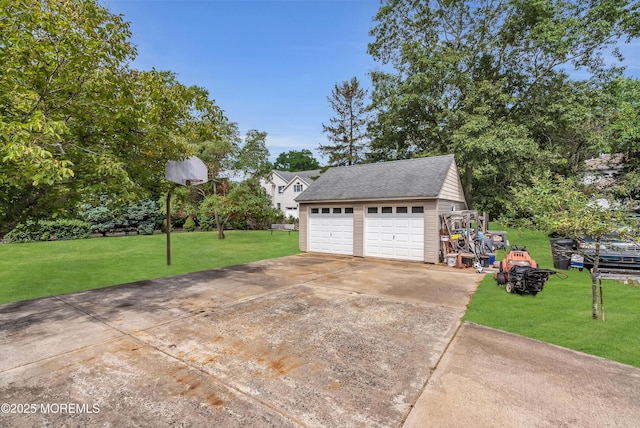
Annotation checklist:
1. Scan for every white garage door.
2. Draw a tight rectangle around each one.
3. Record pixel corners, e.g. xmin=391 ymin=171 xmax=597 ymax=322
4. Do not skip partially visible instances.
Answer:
xmin=366 ymin=206 xmax=424 ymax=261
xmin=309 ymin=207 xmax=354 ymax=255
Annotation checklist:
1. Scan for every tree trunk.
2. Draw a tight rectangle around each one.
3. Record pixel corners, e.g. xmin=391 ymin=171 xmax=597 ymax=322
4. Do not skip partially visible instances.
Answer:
xmin=591 ymin=238 xmax=601 ymax=320
xmin=463 ymin=165 xmax=474 ymax=208
xmin=214 ymin=211 xmax=225 ymax=239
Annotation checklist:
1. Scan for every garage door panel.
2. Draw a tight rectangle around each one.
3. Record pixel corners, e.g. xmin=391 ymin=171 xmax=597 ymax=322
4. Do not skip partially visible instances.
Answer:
xmin=366 ymin=211 xmax=424 ymax=261
xmin=395 ymin=219 xmax=410 ymax=228
xmin=379 ymin=245 xmax=395 ymax=257
xmin=309 ymin=212 xmax=353 ymax=255
xmin=380 ymin=219 xmax=394 ymax=228
xmin=395 ymin=233 xmax=410 ymax=244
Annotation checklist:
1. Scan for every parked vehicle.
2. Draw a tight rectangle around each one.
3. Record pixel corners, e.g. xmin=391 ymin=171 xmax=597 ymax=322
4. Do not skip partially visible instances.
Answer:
xmin=575 ymin=236 xmax=640 ymax=271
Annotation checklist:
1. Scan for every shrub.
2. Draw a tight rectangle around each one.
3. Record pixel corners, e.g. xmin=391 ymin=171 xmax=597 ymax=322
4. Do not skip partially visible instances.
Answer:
xmin=123 ymin=199 xmax=162 ymax=235
xmin=5 ymin=220 xmax=91 ymax=243
xmin=78 ymin=202 xmax=122 ymax=236
xmin=229 ymin=219 xmax=248 ymax=230
xmin=161 ymin=218 xmax=172 ymax=233
xmin=47 ymin=219 xmax=92 ymax=240
xmin=4 ymin=222 xmax=42 ymax=243
xmin=79 ymin=198 xmax=162 ymax=236
xmin=198 ymin=215 xmax=217 ymax=232
xmin=183 ymin=215 xmax=196 ymax=232
xmin=170 ymin=215 xmax=186 ymax=228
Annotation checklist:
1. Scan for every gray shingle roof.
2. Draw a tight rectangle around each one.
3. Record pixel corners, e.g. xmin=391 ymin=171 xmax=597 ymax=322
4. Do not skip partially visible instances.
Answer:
xmin=295 ymin=155 xmax=455 ymax=202
xmin=272 ymin=169 xmax=322 ymax=184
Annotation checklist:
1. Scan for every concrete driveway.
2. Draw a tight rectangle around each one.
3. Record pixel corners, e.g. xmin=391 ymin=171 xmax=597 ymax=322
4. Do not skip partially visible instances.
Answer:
xmin=1 ymin=253 xmax=639 ymax=427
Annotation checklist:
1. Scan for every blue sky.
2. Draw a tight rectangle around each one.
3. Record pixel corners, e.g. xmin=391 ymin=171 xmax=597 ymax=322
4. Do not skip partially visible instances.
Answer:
xmin=104 ymin=0 xmax=381 ymax=163
xmin=103 ymin=0 xmax=639 ymax=164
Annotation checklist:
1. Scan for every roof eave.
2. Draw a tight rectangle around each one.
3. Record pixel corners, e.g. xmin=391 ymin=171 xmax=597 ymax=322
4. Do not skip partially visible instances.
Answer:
xmin=296 ymin=196 xmax=440 ymax=204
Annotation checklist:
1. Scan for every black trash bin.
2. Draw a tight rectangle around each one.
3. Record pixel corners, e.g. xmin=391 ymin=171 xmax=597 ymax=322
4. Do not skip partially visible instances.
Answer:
xmin=550 ymin=238 xmax=574 ymax=270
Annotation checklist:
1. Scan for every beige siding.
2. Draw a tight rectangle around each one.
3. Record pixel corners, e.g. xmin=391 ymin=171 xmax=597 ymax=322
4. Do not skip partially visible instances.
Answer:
xmin=298 ymin=204 xmax=308 ymax=252
xmin=439 ymin=161 xmax=467 ymax=205
xmin=353 ymin=204 xmax=364 ymax=257
xmin=437 ymin=200 xmax=467 ymax=217
xmin=423 ymin=200 xmax=439 ymax=263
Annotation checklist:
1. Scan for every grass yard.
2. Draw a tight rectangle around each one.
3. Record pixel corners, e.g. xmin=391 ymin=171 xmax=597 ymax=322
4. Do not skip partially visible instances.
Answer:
xmin=465 ymin=227 xmax=640 ymax=368
xmin=0 ymin=230 xmax=300 ymax=304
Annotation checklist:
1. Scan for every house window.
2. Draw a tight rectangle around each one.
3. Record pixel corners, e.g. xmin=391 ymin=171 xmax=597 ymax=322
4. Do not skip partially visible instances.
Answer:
xmin=396 ymin=207 xmax=408 ymax=214
xmin=412 ymin=206 xmax=424 ymax=214
xmin=278 ymin=186 xmax=284 ymax=194
xmin=333 ymin=208 xmax=342 ymax=214
xmin=294 ymin=183 xmax=303 ymax=192
xmin=345 ymin=208 xmax=354 ymax=214
xmin=368 ymin=207 xmax=378 ymax=214
xmin=382 ymin=207 xmax=393 ymax=214
xmin=277 ymin=203 xmax=281 ymax=210
xmin=311 ymin=208 xmax=319 ymax=214
xmin=321 ymin=208 xmax=330 ymax=214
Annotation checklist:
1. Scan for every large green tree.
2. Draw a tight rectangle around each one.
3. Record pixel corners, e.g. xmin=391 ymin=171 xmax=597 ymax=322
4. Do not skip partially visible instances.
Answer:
xmin=199 ymin=178 xmax=277 ymax=239
xmin=171 ymin=126 xmax=274 ymax=239
xmin=235 ymin=129 xmax=272 ymax=179
xmin=1 ymin=0 xmax=133 ymax=232
xmin=319 ymin=77 xmax=369 ymax=166
xmin=0 ymin=0 xmax=225 ymax=235
xmin=273 ymin=149 xmax=320 ymax=171
xmin=367 ymin=0 xmax=639 ymax=215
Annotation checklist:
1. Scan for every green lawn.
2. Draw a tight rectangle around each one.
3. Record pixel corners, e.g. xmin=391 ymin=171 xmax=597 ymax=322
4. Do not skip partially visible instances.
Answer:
xmin=0 ymin=230 xmax=300 ymax=304
xmin=465 ymin=227 xmax=640 ymax=368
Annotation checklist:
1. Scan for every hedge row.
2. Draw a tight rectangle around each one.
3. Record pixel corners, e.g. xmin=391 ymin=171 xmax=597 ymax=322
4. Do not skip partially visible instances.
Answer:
xmin=4 ymin=220 xmax=91 ymax=243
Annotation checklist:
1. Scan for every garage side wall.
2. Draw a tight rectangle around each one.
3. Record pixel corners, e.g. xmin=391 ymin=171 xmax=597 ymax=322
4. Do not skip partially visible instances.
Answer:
xmin=437 ymin=200 xmax=468 ymax=216
xmin=299 ymin=204 xmax=309 ymax=252
xmin=439 ymin=161 xmax=468 ymax=207
xmin=354 ymin=205 xmax=364 ymax=257
xmin=424 ymin=200 xmax=439 ymax=263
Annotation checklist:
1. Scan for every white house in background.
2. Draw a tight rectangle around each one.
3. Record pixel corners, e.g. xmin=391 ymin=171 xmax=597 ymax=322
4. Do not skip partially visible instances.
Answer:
xmin=260 ymin=169 xmax=322 ymax=218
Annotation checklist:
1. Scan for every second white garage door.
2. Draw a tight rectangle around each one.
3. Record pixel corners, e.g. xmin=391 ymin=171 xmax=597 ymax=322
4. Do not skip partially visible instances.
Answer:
xmin=309 ymin=207 xmax=354 ymax=255
xmin=365 ymin=206 xmax=424 ymax=261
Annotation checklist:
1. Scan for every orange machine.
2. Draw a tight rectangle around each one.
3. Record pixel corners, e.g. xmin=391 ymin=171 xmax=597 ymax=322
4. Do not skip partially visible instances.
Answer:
xmin=494 ymin=245 xmax=537 ymax=285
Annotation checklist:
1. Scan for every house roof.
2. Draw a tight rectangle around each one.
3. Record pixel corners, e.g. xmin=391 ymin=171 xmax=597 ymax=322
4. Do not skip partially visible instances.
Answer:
xmin=295 ymin=155 xmax=456 ymax=202
xmin=272 ymin=169 xmax=322 ymax=185
xmin=584 ymin=153 xmax=624 ymax=172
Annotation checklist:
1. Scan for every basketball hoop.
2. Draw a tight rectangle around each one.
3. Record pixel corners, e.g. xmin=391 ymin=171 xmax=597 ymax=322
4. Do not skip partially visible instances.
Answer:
xmin=185 ymin=178 xmax=204 ymax=186
xmin=164 ymin=156 xmax=208 ymax=265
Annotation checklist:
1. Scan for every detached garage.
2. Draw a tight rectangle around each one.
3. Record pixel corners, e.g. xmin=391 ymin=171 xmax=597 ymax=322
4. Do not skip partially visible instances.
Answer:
xmin=295 ymin=155 xmax=468 ymax=263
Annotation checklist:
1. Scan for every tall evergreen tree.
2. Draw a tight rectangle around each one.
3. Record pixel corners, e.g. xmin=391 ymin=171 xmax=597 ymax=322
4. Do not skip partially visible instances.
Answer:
xmin=318 ymin=77 xmax=369 ymax=166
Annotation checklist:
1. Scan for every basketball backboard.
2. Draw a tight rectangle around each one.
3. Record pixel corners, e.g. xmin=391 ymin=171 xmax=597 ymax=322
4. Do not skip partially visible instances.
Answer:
xmin=165 ymin=156 xmax=208 ymax=186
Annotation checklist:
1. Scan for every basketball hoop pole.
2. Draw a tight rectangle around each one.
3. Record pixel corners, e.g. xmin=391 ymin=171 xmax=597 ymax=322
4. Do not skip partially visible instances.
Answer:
xmin=166 ymin=188 xmax=172 ymax=265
